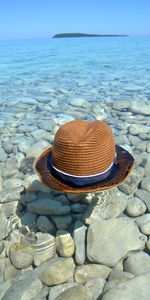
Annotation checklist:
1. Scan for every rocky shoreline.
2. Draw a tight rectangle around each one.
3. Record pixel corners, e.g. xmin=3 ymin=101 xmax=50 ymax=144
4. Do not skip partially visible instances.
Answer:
xmin=0 ymin=98 xmax=150 ymax=299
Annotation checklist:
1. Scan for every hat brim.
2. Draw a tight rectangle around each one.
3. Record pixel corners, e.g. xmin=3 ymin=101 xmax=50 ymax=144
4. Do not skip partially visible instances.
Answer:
xmin=34 ymin=145 xmax=134 ymax=194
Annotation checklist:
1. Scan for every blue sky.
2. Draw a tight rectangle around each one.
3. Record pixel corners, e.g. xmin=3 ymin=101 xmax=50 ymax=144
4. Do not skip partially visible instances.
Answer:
xmin=0 ymin=0 xmax=150 ymax=40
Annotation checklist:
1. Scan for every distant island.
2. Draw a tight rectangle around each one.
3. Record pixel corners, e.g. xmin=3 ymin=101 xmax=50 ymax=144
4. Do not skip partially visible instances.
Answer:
xmin=52 ymin=33 xmax=128 ymax=38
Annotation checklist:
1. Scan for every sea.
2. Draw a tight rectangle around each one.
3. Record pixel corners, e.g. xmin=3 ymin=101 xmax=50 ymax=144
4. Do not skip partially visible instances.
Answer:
xmin=0 ymin=36 xmax=150 ymax=298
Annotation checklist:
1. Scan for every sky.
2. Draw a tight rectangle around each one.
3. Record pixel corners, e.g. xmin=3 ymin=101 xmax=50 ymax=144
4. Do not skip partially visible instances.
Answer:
xmin=0 ymin=0 xmax=150 ymax=40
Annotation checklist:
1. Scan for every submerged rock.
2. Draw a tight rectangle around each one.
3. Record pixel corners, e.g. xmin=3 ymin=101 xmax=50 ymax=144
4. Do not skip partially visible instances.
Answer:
xmin=27 ymin=198 xmax=71 ymax=216
xmin=56 ymin=230 xmax=74 ymax=257
xmin=2 ymin=271 xmax=42 ymax=300
xmin=87 ymin=218 xmax=146 ymax=267
xmin=101 ymin=272 xmax=150 ymax=300
xmin=73 ymin=221 xmax=87 ymax=265
xmin=74 ymin=264 xmax=111 ymax=284
xmin=54 ymin=285 xmax=92 ymax=300
xmin=124 ymin=251 xmax=150 ymax=275
xmin=35 ymin=257 xmax=75 ymax=286
xmin=9 ymin=242 xmax=34 ymax=269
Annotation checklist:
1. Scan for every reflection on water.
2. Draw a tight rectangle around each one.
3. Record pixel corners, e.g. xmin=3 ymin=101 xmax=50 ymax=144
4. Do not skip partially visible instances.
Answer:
xmin=0 ymin=37 xmax=150 ymax=293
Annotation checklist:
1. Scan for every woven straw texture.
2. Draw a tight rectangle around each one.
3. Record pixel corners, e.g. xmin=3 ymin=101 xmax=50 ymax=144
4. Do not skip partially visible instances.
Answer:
xmin=34 ymin=120 xmax=134 ymax=194
xmin=52 ymin=120 xmax=115 ymax=176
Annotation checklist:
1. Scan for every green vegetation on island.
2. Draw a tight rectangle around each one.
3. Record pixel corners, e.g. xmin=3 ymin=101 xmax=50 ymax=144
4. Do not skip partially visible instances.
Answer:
xmin=52 ymin=33 xmax=128 ymax=38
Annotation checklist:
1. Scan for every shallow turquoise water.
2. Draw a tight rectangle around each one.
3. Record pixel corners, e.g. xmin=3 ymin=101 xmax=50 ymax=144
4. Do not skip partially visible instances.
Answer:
xmin=0 ymin=36 xmax=150 ymax=110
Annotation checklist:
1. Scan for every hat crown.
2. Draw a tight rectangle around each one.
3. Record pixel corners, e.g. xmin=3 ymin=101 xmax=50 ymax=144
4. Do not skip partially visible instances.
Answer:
xmin=52 ymin=120 xmax=116 ymax=176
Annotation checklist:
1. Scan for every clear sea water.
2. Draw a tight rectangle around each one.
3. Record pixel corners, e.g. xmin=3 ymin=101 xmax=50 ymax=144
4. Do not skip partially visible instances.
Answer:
xmin=0 ymin=36 xmax=150 ymax=190
xmin=0 ymin=36 xmax=150 ymax=110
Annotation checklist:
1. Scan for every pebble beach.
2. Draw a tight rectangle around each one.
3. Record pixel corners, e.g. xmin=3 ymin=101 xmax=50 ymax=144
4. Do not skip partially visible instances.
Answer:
xmin=0 ymin=37 xmax=150 ymax=300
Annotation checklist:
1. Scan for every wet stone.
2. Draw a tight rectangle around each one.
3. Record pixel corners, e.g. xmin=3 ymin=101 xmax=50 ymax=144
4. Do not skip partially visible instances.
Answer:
xmin=74 ymin=264 xmax=111 ymax=284
xmin=35 ymin=257 xmax=75 ymax=286
xmin=87 ymin=218 xmax=146 ymax=267
xmin=48 ymin=282 xmax=78 ymax=300
xmin=33 ymin=232 xmax=56 ymax=266
xmin=141 ymin=175 xmax=150 ymax=193
xmin=102 ymin=272 xmax=150 ymax=300
xmin=135 ymin=189 xmax=150 ymax=211
xmin=36 ymin=215 xmax=57 ymax=235
xmin=125 ymin=197 xmax=146 ymax=217
xmin=20 ymin=157 xmax=35 ymax=174
xmin=56 ymin=230 xmax=74 ymax=257
xmin=0 ymin=147 xmax=7 ymax=162
xmin=27 ymin=198 xmax=71 ymax=216
xmin=51 ymin=215 xmax=72 ymax=230
xmin=124 ymin=251 xmax=150 ymax=275
xmin=83 ymin=188 xmax=127 ymax=224
xmin=54 ymin=285 xmax=92 ymax=300
xmin=9 ymin=242 xmax=34 ymax=269
xmin=73 ymin=221 xmax=87 ymax=265
xmin=2 ymin=271 xmax=43 ymax=300
xmin=85 ymin=278 xmax=106 ymax=300
xmin=0 ymin=281 xmax=11 ymax=299
xmin=118 ymin=166 xmax=144 ymax=195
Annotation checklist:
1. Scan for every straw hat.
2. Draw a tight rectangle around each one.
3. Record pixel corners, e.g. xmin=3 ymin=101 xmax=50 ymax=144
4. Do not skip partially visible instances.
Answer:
xmin=35 ymin=120 xmax=134 ymax=193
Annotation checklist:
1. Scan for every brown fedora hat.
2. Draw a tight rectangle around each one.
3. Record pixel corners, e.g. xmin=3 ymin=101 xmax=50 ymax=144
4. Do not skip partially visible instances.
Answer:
xmin=34 ymin=120 xmax=134 ymax=194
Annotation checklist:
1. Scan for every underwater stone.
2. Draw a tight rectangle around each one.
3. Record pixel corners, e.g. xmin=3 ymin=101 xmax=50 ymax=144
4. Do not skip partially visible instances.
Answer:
xmin=35 ymin=257 xmax=75 ymax=286
xmin=56 ymin=230 xmax=74 ymax=257
xmin=125 ymin=197 xmax=146 ymax=217
xmin=54 ymin=285 xmax=92 ymax=300
xmin=73 ymin=221 xmax=87 ymax=265
xmin=33 ymin=232 xmax=56 ymax=266
xmin=27 ymin=198 xmax=71 ymax=216
xmin=87 ymin=218 xmax=146 ymax=267
xmin=2 ymin=271 xmax=42 ymax=300
xmin=74 ymin=264 xmax=111 ymax=284
xmin=124 ymin=251 xmax=150 ymax=275
xmin=36 ymin=215 xmax=57 ymax=235
xmin=20 ymin=157 xmax=35 ymax=174
xmin=9 ymin=242 xmax=34 ymax=269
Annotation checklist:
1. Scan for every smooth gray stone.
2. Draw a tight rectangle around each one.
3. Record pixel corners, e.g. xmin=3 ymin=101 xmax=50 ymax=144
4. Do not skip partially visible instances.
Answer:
xmin=0 ymin=281 xmax=11 ymax=300
xmin=118 ymin=166 xmax=144 ymax=195
xmin=71 ymin=203 xmax=87 ymax=213
xmin=56 ymin=230 xmax=74 ymax=257
xmin=124 ymin=251 xmax=150 ymax=275
xmin=21 ymin=212 xmax=36 ymax=227
xmin=36 ymin=216 xmax=56 ymax=234
xmin=2 ymin=142 xmax=13 ymax=154
xmin=35 ymin=257 xmax=75 ymax=286
xmin=129 ymin=124 xmax=150 ymax=135
xmin=87 ymin=218 xmax=146 ymax=267
xmin=113 ymin=100 xmax=131 ymax=110
xmin=82 ymin=188 xmax=127 ymax=224
xmin=20 ymin=157 xmax=35 ymax=174
xmin=51 ymin=215 xmax=72 ymax=230
xmin=2 ymin=271 xmax=42 ymax=300
xmin=125 ymin=197 xmax=146 ymax=217
xmin=135 ymin=189 xmax=150 ymax=211
xmin=48 ymin=283 xmax=78 ymax=300
xmin=27 ymin=198 xmax=71 ymax=216
xmin=103 ymin=269 xmax=134 ymax=292
xmin=144 ymin=157 xmax=150 ymax=176
xmin=31 ymin=129 xmax=50 ymax=141
xmin=9 ymin=242 xmax=34 ymax=269
xmin=0 ymin=187 xmax=23 ymax=204
xmin=74 ymin=264 xmax=111 ymax=284
xmin=141 ymin=176 xmax=150 ymax=193
xmin=129 ymin=102 xmax=150 ymax=115
xmin=32 ymin=284 xmax=49 ymax=300
xmin=101 ymin=272 xmax=150 ymax=300
xmin=73 ymin=221 xmax=87 ymax=265
xmin=85 ymin=278 xmax=106 ymax=300
xmin=0 ymin=147 xmax=7 ymax=162
xmin=54 ymin=285 xmax=92 ymax=300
